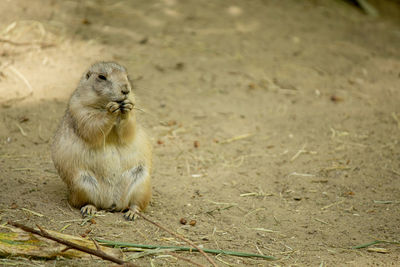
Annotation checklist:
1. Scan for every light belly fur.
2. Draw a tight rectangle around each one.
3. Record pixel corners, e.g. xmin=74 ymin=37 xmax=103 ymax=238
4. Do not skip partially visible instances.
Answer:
xmin=77 ymin=146 xmax=144 ymax=210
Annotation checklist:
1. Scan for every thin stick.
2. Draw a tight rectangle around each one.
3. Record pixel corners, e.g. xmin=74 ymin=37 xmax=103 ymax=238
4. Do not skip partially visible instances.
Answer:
xmin=96 ymin=239 xmax=277 ymax=260
xmin=15 ymin=123 xmax=28 ymax=136
xmin=248 ymin=228 xmax=277 ymax=233
xmin=203 ymin=205 xmax=236 ymax=216
xmin=21 ymin=208 xmax=43 ymax=217
xmin=0 ymin=38 xmax=55 ymax=48
xmin=290 ymin=144 xmax=307 ymax=161
xmin=287 ymin=172 xmax=315 ymax=177
xmin=321 ymin=199 xmax=344 ymax=210
xmin=7 ymin=221 xmax=137 ymax=267
xmin=322 ymin=166 xmax=352 ymax=172
xmin=134 ymin=212 xmax=218 ymax=267
xmin=8 ymin=66 xmax=33 ymax=94
xmin=389 ymin=168 xmax=400 ymax=176
xmin=314 ymin=218 xmax=330 ymax=225
xmin=373 ymin=200 xmax=400 ymax=204
xmin=215 ymin=254 xmax=233 ymax=266
xmin=392 ymin=112 xmax=400 ymax=130
xmin=220 ymin=133 xmax=253 ymax=144
xmin=290 ymin=144 xmax=317 ymax=162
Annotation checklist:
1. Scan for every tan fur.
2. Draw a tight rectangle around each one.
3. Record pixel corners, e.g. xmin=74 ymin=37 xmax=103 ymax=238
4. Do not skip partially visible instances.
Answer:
xmin=51 ymin=62 xmax=152 ymax=219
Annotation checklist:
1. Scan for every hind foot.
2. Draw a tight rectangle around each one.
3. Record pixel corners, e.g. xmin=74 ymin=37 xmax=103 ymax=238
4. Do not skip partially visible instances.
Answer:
xmin=123 ymin=205 xmax=140 ymax=221
xmin=81 ymin=204 xmax=97 ymax=217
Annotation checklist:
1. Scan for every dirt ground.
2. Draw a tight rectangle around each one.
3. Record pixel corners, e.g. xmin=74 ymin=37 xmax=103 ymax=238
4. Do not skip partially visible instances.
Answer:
xmin=0 ymin=0 xmax=399 ymax=266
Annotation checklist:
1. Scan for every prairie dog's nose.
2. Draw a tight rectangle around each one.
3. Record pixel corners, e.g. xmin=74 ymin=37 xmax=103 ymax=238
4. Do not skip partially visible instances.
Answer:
xmin=121 ymin=84 xmax=130 ymax=95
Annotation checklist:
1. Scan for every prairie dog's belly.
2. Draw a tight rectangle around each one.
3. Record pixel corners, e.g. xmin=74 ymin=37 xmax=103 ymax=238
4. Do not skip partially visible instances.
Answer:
xmin=77 ymin=145 xmax=144 ymax=210
xmin=83 ymin=144 xmax=140 ymax=176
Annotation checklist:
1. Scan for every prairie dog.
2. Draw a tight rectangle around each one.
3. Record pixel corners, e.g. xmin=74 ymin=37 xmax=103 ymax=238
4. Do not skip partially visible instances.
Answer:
xmin=51 ymin=62 xmax=152 ymax=220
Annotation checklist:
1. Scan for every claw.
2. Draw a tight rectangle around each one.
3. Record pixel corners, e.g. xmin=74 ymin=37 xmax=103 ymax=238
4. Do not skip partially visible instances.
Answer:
xmin=122 ymin=99 xmax=134 ymax=106
xmin=123 ymin=205 xmax=139 ymax=221
xmin=106 ymin=102 xmax=121 ymax=115
xmin=121 ymin=108 xmax=131 ymax=114
xmin=120 ymin=100 xmax=134 ymax=114
xmin=80 ymin=204 xmax=97 ymax=217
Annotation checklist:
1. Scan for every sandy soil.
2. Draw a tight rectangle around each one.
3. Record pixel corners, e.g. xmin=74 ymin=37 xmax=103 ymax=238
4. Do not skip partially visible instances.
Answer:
xmin=0 ymin=0 xmax=399 ymax=266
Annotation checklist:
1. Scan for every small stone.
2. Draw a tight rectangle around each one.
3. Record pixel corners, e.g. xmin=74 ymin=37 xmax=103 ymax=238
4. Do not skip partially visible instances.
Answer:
xmin=82 ymin=18 xmax=91 ymax=25
xmin=330 ymin=95 xmax=344 ymax=102
xmin=248 ymin=83 xmax=256 ymax=90
xmin=175 ymin=62 xmax=185 ymax=70
xmin=139 ymin=37 xmax=148 ymax=44
xmin=167 ymin=120 xmax=177 ymax=126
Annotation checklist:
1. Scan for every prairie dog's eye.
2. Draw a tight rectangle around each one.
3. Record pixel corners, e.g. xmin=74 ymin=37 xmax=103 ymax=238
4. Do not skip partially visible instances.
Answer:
xmin=98 ymin=74 xmax=107 ymax=81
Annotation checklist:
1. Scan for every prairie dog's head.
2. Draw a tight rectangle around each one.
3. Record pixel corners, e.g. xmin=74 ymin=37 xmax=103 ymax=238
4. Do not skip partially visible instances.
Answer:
xmin=77 ymin=62 xmax=133 ymax=104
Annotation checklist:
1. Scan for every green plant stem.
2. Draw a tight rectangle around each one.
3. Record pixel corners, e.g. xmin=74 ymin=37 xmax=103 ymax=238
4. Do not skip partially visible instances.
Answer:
xmin=352 ymin=240 xmax=400 ymax=249
xmin=96 ymin=239 xmax=276 ymax=260
xmin=355 ymin=0 xmax=379 ymax=17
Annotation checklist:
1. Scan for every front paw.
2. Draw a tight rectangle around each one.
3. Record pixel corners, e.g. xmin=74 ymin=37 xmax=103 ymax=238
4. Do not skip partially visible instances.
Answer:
xmin=120 ymin=99 xmax=134 ymax=114
xmin=106 ymin=102 xmax=121 ymax=115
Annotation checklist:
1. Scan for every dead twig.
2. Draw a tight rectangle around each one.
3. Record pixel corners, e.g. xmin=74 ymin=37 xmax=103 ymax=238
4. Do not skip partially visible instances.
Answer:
xmin=135 ymin=212 xmax=218 ymax=267
xmin=15 ymin=123 xmax=28 ymax=136
xmin=202 ymin=204 xmax=236 ymax=216
xmin=321 ymin=200 xmax=345 ymax=210
xmin=290 ymin=144 xmax=317 ymax=162
xmin=220 ymin=133 xmax=253 ymax=144
xmin=373 ymin=200 xmax=400 ymax=204
xmin=0 ymin=38 xmax=55 ymax=48
xmin=1 ymin=65 xmax=34 ymax=107
xmin=8 ymin=66 xmax=33 ymax=94
xmin=287 ymin=172 xmax=315 ymax=177
xmin=7 ymin=221 xmax=137 ymax=266
xmin=21 ymin=208 xmax=43 ymax=217
xmin=321 ymin=166 xmax=351 ymax=172
xmin=392 ymin=112 xmax=400 ymax=130
xmin=314 ymin=218 xmax=330 ymax=225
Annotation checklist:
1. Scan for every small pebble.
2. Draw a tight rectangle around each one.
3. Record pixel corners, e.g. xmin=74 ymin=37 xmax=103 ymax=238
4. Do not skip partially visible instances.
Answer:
xmin=19 ymin=116 xmax=29 ymax=123
xmin=330 ymin=95 xmax=344 ymax=102
xmin=82 ymin=18 xmax=91 ymax=25
xmin=139 ymin=37 xmax=148 ymax=44
xmin=80 ymin=229 xmax=92 ymax=238
xmin=248 ymin=83 xmax=256 ymax=90
xmin=175 ymin=62 xmax=184 ymax=70
xmin=167 ymin=120 xmax=177 ymax=126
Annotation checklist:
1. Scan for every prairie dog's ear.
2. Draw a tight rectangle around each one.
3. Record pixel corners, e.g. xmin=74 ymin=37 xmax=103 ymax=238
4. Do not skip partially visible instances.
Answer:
xmin=86 ymin=71 xmax=92 ymax=80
